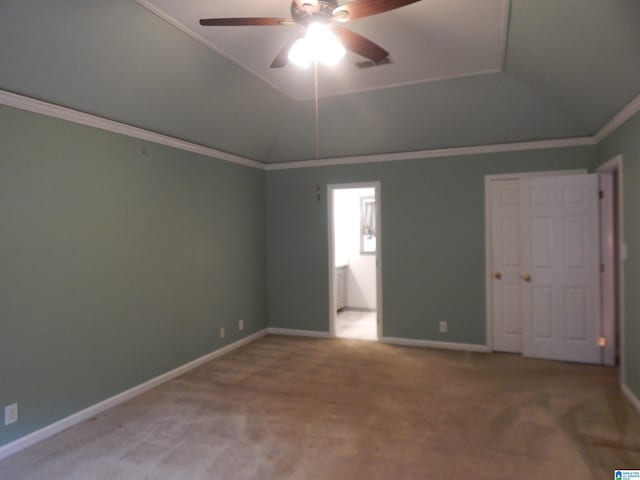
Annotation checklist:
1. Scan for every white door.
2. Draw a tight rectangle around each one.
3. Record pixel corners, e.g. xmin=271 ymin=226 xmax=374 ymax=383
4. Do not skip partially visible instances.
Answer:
xmin=491 ymin=180 xmax=523 ymax=352
xmin=521 ymin=174 xmax=602 ymax=364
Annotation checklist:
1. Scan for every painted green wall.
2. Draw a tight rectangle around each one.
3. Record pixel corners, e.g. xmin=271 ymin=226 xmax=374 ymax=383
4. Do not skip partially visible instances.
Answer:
xmin=266 ymin=147 xmax=597 ymax=343
xmin=0 ymin=105 xmax=267 ymax=447
xmin=597 ymin=111 xmax=640 ymax=400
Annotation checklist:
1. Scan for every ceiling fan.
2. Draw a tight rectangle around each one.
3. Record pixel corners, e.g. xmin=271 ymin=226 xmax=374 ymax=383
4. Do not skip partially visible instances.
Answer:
xmin=199 ymin=0 xmax=421 ymax=68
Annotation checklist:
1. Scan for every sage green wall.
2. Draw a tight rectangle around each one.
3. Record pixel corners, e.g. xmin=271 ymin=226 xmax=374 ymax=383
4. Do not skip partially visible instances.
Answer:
xmin=597 ymin=111 xmax=640 ymax=401
xmin=0 ymin=105 xmax=267 ymax=447
xmin=266 ymin=147 xmax=597 ymax=343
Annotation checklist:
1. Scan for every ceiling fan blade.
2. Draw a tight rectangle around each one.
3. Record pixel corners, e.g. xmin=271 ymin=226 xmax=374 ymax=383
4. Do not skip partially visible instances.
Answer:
xmin=332 ymin=25 xmax=389 ymax=64
xmin=271 ymin=36 xmax=302 ymax=68
xmin=333 ymin=0 xmax=421 ymax=22
xmin=199 ymin=18 xmax=294 ymax=26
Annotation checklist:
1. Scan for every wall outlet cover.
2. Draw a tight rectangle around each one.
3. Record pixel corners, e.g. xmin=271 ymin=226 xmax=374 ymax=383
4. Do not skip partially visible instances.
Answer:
xmin=238 ymin=319 xmax=244 ymax=331
xmin=220 ymin=327 xmax=225 ymax=338
xmin=439 ymin=321 xmax=448 ymax=333
xmin=5 ymin=403 xmax=18 ymax=425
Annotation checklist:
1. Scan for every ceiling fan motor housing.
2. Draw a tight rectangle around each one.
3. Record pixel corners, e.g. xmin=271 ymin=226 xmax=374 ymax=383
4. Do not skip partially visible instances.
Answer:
xmin=291 ymin=0 xmax=339 ymax=24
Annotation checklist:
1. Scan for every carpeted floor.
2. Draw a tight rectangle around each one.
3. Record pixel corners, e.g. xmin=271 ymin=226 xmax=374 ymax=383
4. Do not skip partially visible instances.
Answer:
xmin=1 ymin=335 xmax=639 ymax=479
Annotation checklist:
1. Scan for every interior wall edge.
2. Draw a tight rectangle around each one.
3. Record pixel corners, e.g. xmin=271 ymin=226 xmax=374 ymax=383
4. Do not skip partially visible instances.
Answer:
xmin=0 ymin=329 xmax=268 ymax=460
xmin=622 ymin=384 xmax=640 ymax=416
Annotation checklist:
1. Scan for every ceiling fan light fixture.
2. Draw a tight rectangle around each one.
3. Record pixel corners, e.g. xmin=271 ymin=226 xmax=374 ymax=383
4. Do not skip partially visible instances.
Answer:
xmin=288 ymin=23 xmax=345 ymax=67
xmin=288 ymin=37 xmax=312 ymax=67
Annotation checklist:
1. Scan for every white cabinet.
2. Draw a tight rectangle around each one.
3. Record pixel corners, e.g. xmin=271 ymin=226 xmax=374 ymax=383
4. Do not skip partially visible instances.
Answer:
xmin=336 ymin=266 xmax=347 ymax=311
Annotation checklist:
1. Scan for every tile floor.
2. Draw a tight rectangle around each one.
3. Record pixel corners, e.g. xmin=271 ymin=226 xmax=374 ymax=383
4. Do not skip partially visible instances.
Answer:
xmin=335 ymin=310 xmax=377 ymax=340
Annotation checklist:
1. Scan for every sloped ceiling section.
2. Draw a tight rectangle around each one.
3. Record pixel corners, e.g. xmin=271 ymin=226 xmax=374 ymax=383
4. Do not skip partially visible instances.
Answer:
xmin=505 ymin=0 xmax=640 ymax=133
xmin=266 ymin=0 xmax=640 ymax=162
xmin=0 ymin=0 xmax=291 ymax=160
xmin=266 ymin=72 xmax=588 ymax=162
xmin=0 ymin=1 xmax=638 ymax=164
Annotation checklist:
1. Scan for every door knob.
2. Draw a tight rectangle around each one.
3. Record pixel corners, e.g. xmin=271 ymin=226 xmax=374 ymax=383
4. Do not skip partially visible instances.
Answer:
xmin=521 ymin=274 xmax=532 ymax=282
xmin=494 ymin=272 xmax=502 ymax=280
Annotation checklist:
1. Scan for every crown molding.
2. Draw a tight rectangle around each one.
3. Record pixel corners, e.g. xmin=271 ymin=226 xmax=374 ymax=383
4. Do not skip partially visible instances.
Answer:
xmin=264 ymin=137 xmax=596 ymax=170
xmin=0 ymin=89 xmax=264 ymax=170
xmin=4 ymin=87 xmax=640 ymax=173
xmin=594 ymin=92 xmax=640 ymax=143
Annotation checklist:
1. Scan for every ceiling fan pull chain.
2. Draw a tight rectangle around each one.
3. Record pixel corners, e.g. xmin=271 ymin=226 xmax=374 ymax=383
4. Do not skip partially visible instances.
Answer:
xmin=315 ymin=59 xmax=321 ymax=203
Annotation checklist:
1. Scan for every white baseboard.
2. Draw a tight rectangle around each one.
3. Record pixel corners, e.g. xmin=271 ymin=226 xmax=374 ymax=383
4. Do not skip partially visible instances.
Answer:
xmin=382 ymin=336 xmax=491 ymax=352
xmin=622 ymin=384 xmax=640 ymax=416
xmin=0 ymin=329 xmax=267 ymax=461
xmin=267 ymin=327 xmax=331 ymax=338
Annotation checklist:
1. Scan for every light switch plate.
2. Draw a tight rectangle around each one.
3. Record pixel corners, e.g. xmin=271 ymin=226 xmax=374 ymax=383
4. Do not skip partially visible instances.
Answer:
xmin=5 ymin=403 xmax=18 ymax=425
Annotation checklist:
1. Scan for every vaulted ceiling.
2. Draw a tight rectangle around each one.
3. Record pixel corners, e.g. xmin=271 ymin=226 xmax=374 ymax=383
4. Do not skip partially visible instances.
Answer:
xmin=0 ymin=0 xmax=639 ymax=164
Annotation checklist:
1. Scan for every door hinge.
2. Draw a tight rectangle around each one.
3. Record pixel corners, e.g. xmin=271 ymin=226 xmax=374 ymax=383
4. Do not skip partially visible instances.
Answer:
xmin=600 ymin=263 xmax=605 ymax=273
xmin=599 ymin=190 xmax=604 ymax=199
xmin=598 ymin=336 xmax=607 ymax=347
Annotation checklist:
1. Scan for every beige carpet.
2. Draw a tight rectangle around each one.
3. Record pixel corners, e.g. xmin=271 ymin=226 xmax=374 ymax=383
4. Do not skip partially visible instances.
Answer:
xmin=1 ymin=335 xmax=639 ymax=479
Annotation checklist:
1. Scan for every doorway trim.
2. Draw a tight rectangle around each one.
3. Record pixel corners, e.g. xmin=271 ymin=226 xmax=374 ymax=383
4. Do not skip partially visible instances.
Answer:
xmin=327 ymin=182 xmax=383 ymax=339
xmin=484 ymin=169 xmax=586 ymax=352
xmin=597 ymin=155 xmax=625 ymax=384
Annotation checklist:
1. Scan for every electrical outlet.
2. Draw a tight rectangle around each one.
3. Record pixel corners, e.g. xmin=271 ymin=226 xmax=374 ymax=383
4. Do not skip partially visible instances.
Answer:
xmin=219 ymin=327 xmax=225 ymax=339
xmin=5 ymin=403 xmax=18 ymax=425
xmin=439 ymin=321 xmax=448 ymax=333
xmin=238 ymin=319 xmax=244 ymax=331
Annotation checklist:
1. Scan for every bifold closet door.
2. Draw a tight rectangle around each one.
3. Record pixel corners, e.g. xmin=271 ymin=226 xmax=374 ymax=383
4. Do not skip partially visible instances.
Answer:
xmin=520 ymin=174 xmax=602 ymax=364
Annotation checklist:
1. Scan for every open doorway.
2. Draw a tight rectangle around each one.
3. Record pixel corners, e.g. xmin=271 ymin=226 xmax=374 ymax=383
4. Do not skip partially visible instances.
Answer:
xmin=328 ymin=183 xmax=382 ymax=340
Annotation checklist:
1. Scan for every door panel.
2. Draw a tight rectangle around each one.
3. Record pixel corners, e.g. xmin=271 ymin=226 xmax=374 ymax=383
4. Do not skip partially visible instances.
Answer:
xmin=491 ymin=180 xmax=523 ymax=353
xmin=521 ymin=174 xmax=602 ymax=364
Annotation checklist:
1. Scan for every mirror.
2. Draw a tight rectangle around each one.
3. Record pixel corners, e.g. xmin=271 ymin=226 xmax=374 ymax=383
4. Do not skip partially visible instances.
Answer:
xmin=360 ymin=196 xmax=376 ymax=254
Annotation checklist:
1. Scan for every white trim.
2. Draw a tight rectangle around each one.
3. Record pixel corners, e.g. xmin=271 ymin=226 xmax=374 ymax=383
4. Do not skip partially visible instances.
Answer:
xmin=594 ymin=92 xmax=640 ymax=142
xmin=622 ymin=384 xmax=640 ymax=416
xmin=597 ymin=155 xmax=625 ymax=386
xmin=0 ymin=89 xmax=264 ymax=170
xmin=265 ymin=137 xmax=596 ymax=170
xmin=3 ymin=87 xmax=639 ymax=173
xmin=0 ymin=329 xmax=268 ymax=461
xmin=135 ymin=0 xmax=291 ymax=99
xmin=327 ymin=182 xmax=383 ymax=341
xmin=382 ymin=336 xmax=491 ymax=352
xmin=484 ymin=170 xmax=587 ymax=353
xmin=267 ymin=327 xmax=331 ymax=338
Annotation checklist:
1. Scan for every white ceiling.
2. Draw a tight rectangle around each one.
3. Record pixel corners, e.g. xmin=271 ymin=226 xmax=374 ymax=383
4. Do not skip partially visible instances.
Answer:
xmin=139 ymin=0 xmax=509 ymax=100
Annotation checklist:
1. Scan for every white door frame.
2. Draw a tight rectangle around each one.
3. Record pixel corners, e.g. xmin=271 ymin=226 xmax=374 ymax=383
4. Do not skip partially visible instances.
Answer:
xmin=597 ymin=155 xmax=625 ymax=383
xmin=327 ymin=182 xmax=383 ymax=339
xmin=484 ymin=170 xmax=586 ymax=351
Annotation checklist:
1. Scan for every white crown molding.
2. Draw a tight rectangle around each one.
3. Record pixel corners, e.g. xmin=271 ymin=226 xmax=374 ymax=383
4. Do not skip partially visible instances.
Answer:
xmin=594 ymin=92 xmax=640 ymax=142
xmin=0 ymin=329 xmax=268 ymax=461
xmin=0 ymin=89 xmax=264 ymax=170
xmin=4 ymin=87 xmax=640 ymax=173
xmin=622 ymin=384 xmax=640 ymax=416
xmin=382 ymin=336 xmax=491 ymax=352
xmin=265 ymin=137 xmax=596 ymax=170
xmin=267 ymin=327 xmax=331 ymax=338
